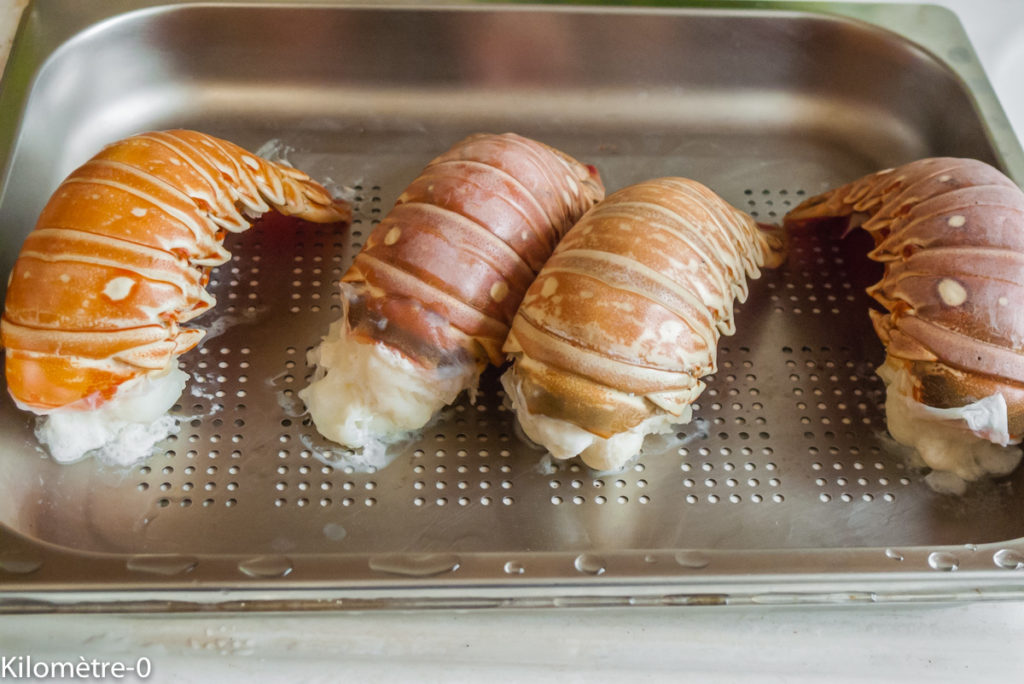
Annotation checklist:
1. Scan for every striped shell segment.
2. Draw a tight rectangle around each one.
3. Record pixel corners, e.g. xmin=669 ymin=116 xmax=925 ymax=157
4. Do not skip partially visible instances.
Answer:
xmin=341 ymin=132 xmax=604 ymax=369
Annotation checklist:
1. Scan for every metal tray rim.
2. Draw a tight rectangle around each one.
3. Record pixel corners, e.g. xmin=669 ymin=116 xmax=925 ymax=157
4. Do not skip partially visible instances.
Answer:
xmin=3 ymin=0 xmax=1024 ymax=612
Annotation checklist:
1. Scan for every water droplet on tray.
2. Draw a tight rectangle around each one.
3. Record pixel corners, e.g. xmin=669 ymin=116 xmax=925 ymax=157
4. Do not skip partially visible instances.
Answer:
xmin=993 ymin=549 xmax=1024 ymax=570
xmin=0 ymin=556 xmax=42 ymax=575
xmin=674 ymin=551 xmax=711 ymax=569
xmin=503 ymin=561 xmax=525 ymax=575
xmin=927 ymin=551 xmax=959 ymax=572
xmin=368 ymin=553 xmax=460 ymax=577
xmin=884 ymin=548 xmax=904 ymax=562
xmin=322 ymin=523 xmax=347 ymax=541
xmin=126 ymin=554 xmax=199 ymax=576
xmin=573 ymin=553 xmax=606 ymax=576
xmin=238 ymin=555 xmax=294 ymax=578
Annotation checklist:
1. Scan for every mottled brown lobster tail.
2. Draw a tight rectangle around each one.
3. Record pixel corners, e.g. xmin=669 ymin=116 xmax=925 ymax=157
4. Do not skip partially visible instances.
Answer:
xmin=503 ymin=177 xmax=785 ymax=470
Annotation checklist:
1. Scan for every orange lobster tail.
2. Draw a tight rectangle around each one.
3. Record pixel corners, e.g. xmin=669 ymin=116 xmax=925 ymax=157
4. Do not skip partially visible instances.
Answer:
xmin=2 ymin=129 xmax=350 ymax=411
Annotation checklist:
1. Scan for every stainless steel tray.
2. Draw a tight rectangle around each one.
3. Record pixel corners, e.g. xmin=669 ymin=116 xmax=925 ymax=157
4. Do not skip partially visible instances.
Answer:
xmin=2 ymin=0 xmax=1024 ymax=613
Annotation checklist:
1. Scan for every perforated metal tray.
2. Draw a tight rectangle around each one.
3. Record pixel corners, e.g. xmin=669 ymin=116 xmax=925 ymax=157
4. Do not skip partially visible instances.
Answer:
xmin=2 ymin=0 xmax=1024 ymax=613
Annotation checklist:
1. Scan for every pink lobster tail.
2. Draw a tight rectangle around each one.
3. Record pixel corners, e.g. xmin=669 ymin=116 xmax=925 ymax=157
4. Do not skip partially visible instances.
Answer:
xmin=341 ymin=132 xmax=605 ymax=370
xmin=784 ymin=157 xmax=1024 ymax=437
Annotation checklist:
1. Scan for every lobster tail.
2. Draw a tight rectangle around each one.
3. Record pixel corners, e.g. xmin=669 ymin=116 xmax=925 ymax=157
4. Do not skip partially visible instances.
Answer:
xmin=2 ymin=129 xmax=349 ymax=411
xmin=302 ymin=133 xmax=604 ymax=449
xmin=785 ymin=158 xmax=1024 ymax=421
xmin=784 ymin=157 xmax=1024 ymax=489
xmin=502 ymin=177 xmax=784 ymax=471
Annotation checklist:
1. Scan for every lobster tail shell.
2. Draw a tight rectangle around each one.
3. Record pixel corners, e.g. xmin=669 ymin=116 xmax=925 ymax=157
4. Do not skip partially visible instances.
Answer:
xmin=342 ymin=132 xmax=604 ymax=369
xmin=784 ymin=157 xmax=1024 ymax=434
xmin=505 ymin=177 xmax=784 ymax=441
xmin=2 ymin=129 xmax=350 ymax=411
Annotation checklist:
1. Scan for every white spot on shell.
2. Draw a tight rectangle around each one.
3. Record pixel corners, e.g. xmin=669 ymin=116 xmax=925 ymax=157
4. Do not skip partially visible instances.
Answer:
xmin=999 ymin=297 xmax=1009 ymax=307
xmin=131 ymin=207 xmax=148 ymax=218
xmin=937 ymin=278 xmax=967 ymax=307
xmin=384 ymin=227 xmax=402 ymax=246
xmin=59 ymin=274 xmax=70 ymax=283
xmin=565 ymin=175 xmax=579 ymax=195
xmin=579 ymin=290 xmax=594 ymax=299
xmin=103 ymin=277 xmax=135 ymax=302
xmin=490 ymin=281 xmax=509 ymax=303
xmin=170 ymin=157 xmax=182 ymax=166
xmin=540 ymin=278 xmax=559 ymax=298
xmin=658 ymin=320 xmax=684 ymax=340
xmin=242 ymin=155 xmax=261 ymax=170
xmin=938 ymin=174 xmax=952 ymax=182
xmin=947 ymin=215 xmax=966 ymax=228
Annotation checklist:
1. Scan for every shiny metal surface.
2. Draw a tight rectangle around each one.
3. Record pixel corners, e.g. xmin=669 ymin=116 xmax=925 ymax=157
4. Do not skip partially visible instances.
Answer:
xmin=2 ymin=0 xmax=1024 ymax=610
